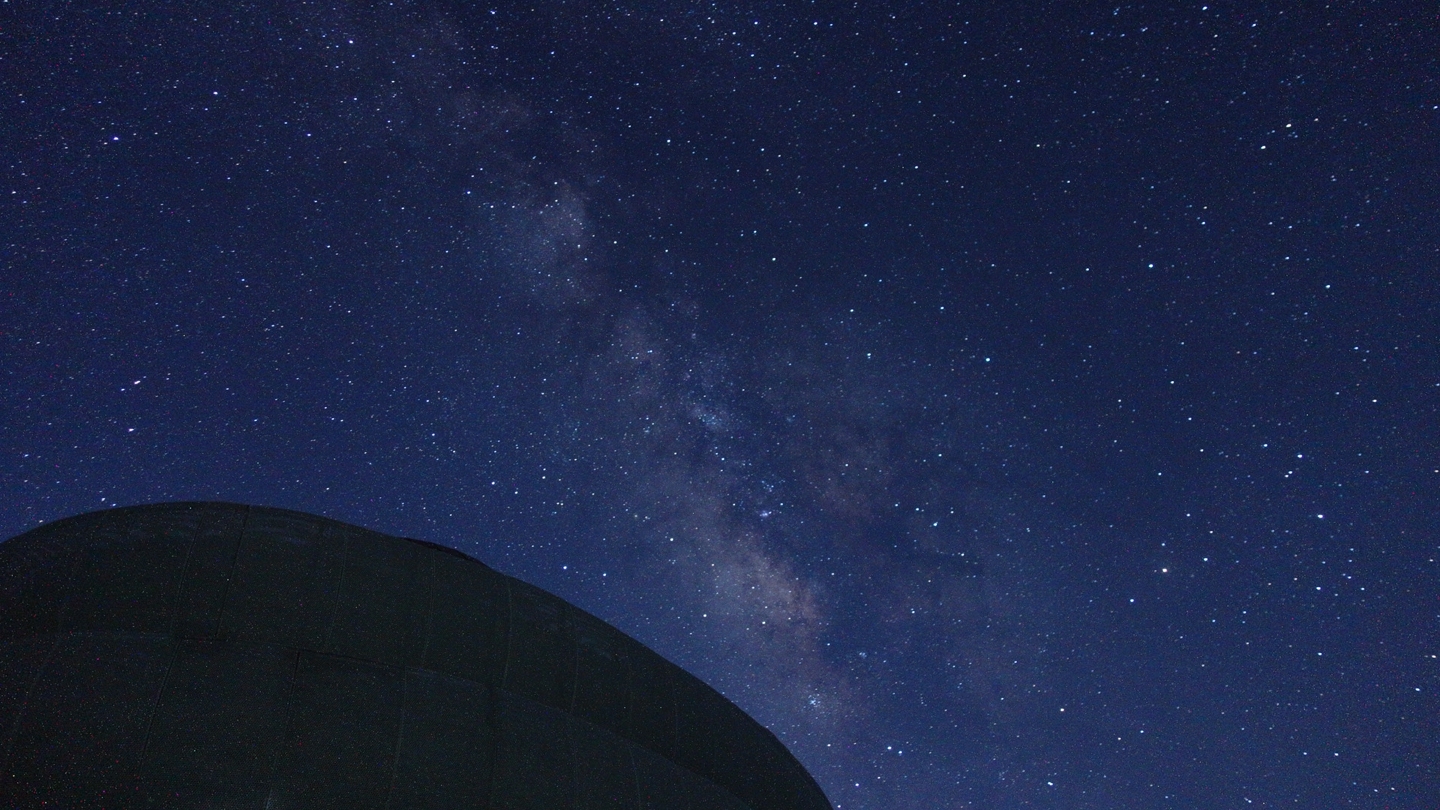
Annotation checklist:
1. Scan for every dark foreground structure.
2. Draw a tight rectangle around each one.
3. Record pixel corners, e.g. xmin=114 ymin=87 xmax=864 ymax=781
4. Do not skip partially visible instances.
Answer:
xmin=0 ymin=502 xmax=831 ymax=810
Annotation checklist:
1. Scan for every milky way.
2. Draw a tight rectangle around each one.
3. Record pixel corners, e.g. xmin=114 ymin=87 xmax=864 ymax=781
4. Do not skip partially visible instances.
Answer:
xmin=4 ymin=2 xmax=1436 ymax=808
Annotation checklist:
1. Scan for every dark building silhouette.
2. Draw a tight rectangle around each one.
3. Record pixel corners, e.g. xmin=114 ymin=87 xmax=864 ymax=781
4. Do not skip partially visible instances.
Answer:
xmin=0 ymin=502 xmax=832 ymax=810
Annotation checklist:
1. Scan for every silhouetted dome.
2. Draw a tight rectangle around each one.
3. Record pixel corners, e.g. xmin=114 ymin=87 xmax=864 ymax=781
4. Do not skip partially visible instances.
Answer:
xmin=0 ymin=502 xmax=831 ymax=810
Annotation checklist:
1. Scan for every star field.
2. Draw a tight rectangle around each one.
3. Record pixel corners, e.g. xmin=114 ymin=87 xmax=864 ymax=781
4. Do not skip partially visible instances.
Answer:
xmin=3 ymin=2 xmax=1437 ymax=808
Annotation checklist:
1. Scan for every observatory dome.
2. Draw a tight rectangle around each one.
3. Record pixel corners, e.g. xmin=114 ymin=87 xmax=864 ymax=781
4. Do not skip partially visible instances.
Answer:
xmin=0 ymin=502 xmax=831 ymax=810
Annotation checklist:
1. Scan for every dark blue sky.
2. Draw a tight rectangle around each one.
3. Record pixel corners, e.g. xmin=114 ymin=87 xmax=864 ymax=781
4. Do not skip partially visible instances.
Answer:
xmin=4 ymin=1 xmax=1437 ymax=807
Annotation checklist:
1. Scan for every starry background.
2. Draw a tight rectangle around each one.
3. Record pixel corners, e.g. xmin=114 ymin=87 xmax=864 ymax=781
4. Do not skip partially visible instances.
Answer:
xmin=3 ymin=1 xmax=1438 ymax=807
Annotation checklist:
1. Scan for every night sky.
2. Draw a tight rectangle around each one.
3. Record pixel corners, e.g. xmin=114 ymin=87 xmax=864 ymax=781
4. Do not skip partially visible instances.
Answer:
xmin=4 ymin=2 xmax=1438 ymax=807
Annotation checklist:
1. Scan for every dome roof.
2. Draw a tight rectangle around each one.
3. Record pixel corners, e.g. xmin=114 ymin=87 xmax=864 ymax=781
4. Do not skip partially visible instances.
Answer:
xmin=0 ymin=502 xmax=831 ymax=810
